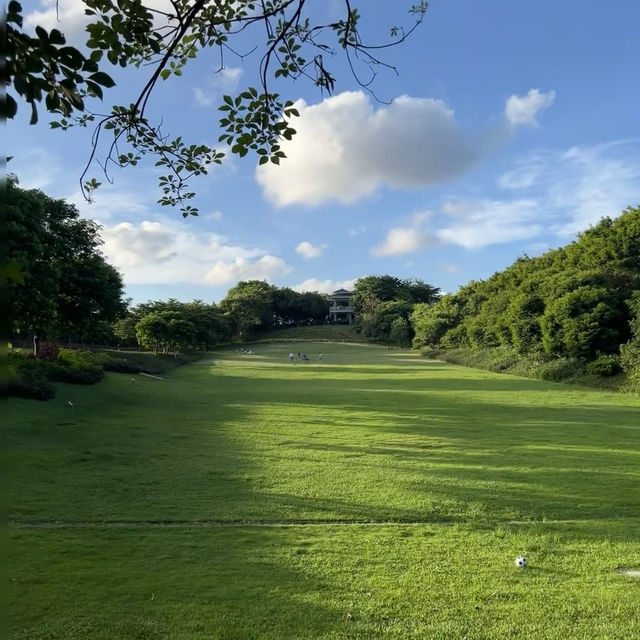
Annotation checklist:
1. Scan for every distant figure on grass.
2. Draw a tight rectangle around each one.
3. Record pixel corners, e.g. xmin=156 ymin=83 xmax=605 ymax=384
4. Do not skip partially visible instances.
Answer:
xmin=318 ymin=353 xmax=322 ymax=361
xmin=288 ymin=352 xmax=294 ymax=361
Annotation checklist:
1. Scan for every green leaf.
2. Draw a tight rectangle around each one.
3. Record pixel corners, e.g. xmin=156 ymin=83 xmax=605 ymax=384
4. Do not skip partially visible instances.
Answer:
xmin=0 ymin=90 xmax=16 ymax=118
xmin=85 ymin=81 xmax=103 ymax=100
xmin=89 ymin=71 xmax=116 ymax=88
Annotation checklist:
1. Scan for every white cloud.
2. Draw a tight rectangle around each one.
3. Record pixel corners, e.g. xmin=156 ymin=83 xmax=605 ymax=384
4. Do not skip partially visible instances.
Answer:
xmin=99 ymin=217 xmax=288 ymax=285
xmin=493 ymin=140 xmax=640 ymax=238
xmin=193 ymin=88 xmax=215 ymax=107
xmin=256 ymin=91 xmax=485 ymax=206
xmin=204 ymin=210 xmax=223 ymax=221
xmin=203 ymin=255 xmax=291 ymax=285
xmin=438 ymin=263 xmax=461 ymax=274
xmin=25 ymin=0 xmax=173 ymax=41
xmin=101 ymin=221 xmax=179 ymax=266
xmin=9 ymin=148 xmax=64 ymax=190
xmin=295 ymin=241 xmax=326 ymax=259
xmin=292 ymin=278 xmax=358 ymax=294
xmin=372 ymin=211 xmax=436 ymax=256
xmin=193 ymin=67 xmax=244 ymax=108
xmin=372 ymin=227 xmax=436 ymax=256
xmin=69 ymin=185 xmax=155 ymax=222
xmin=428 ymin=141 xmax=640 ymax=249
xmin=348 ymin=226 xmax=367 ymax=237
xmin=550 ymin=142 xmax=640 ymax=235
xmin=437 ymin=199 xmax=542 ymax=248
xmin=498 ymin=158 xmax=543 ymax=189
xmin=216 ymin=67 xmax=243 ymax=88
xmin=24 ymin=0 xmax=91 ymax=39
xmin=505 ymin=89 xmax=555 ymax=127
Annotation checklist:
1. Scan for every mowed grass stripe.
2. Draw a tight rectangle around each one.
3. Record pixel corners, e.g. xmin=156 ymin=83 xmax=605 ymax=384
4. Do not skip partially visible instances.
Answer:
xmin=8 ymin=523 xmax=640 ymax=640
xmin=6 ymin=342 xmax=640 ymax=525
xmin=6 ymin=342 xmax=640 ymax=639
xmin=11 ymin=516 xmax=640 ymax=528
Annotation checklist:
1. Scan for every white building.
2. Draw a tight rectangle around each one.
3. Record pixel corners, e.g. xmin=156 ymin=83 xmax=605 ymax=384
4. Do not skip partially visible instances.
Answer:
xmin=328 ymin=288 xmax=354 ymax=324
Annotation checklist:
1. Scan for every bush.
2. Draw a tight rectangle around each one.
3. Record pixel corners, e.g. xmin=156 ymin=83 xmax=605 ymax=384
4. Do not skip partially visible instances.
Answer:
xmin=57 ymin=348 xmax=101 ymax=369
xmin=538 ymin=357 xmax=586 ymax=382
xmin=586 ymin=354 xmax=622 ymax=377
xmin=37 ymin=341 xmax=60 ymax=360
xmin=47 ymin=361 xmax=104 ymax=384
xmin=57 ymin=348 xmax=104 ymax=383
xmin=101 ymin=357 xmax=140 ymax=374
xmin=4 ymin=355 xmax=56 ymax=400
xmin=98 ymin=351 xmax=187 ymax=375
xmin=3 ymin=377 xmax=56 ymax=400
xmin=620 ymin=340 xmax=640 ymax=392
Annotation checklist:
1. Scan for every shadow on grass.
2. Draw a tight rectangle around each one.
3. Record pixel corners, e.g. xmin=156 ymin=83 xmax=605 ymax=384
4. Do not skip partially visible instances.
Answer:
xmin=9 ymin=526 xmax=348 ymax=640
xmin=7 ymin=352 xmax=640 ymax=637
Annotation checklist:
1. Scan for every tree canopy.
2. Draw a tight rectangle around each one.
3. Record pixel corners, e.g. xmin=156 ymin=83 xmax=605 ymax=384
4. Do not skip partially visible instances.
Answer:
xmin=6 ymin=0 xmax=428 ymax=216
xmin=411 ymin=206 xmax=640 ymax=368
xmin=5 ymin=176 xmax=127 ymax=342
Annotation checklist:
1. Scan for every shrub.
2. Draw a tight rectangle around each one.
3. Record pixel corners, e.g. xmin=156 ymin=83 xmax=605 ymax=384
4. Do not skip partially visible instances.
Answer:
xmin=586 ymin=354 xmax=622 ymax=377
xmin=538 ymin=358 xmax=586 ymax=382
xmin=37 ymin=342 xmax=60 ymax=360
xmin=4 ymin=355 xmax=56 ymax=400
xmin=101 ymin=357 xmax=140 ymax=374
xmin=47 ymin=361 xmax=104 ymax=384
xmin=620 ymin=340 xmax=640 ymax=392
xmin=57 ymin=348 xmax=100 ymax=369
xmin=54 ymin=348 xmax=104 ymax=384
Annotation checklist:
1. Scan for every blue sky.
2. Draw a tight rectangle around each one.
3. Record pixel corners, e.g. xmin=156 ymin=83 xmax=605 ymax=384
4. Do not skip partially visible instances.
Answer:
xmin=10 ymin=0 xmax=640 ymax=303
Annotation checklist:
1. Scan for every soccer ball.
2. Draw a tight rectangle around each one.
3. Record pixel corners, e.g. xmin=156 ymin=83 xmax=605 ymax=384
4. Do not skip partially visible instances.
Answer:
xmin=515 ymin=556 xmax=526 ymax=568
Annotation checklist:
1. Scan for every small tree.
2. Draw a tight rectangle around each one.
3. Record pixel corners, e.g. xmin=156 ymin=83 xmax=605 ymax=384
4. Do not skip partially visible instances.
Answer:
xmin=135 ymin=313 xmax=169 ymax=355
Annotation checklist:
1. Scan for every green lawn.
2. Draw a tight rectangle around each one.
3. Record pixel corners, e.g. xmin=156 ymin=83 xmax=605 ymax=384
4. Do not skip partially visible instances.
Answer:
xmin=6 ymin=343 xmax=640 ymax=639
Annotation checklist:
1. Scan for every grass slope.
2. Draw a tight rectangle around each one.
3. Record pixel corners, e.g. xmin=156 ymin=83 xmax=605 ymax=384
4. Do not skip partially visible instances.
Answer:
xmin=252 ymin=324 xmax=363 ymax=342
xmin=6 ymin=343 xmax=640 ymax=639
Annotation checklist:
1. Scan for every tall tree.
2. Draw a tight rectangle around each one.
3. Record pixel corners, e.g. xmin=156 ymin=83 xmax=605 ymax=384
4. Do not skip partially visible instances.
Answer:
xmin=219 ymin=280 xmax=276 ymax=339
xmin=6 ymin=176 xmax=126 ymax=344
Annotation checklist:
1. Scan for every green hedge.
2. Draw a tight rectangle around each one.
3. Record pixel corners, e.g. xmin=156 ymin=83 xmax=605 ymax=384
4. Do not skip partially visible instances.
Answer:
xmin=421 ymin=346 xmax=628 ymax=390
xmin=4 ymin=355 xmax=56 ymax=400
xmin=5 ymin=348 xmax=200 ymax=401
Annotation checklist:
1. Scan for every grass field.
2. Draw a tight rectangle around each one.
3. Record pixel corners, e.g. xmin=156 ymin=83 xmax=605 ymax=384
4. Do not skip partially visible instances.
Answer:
xmin=6 ymin=343 xmax=640 ymax=639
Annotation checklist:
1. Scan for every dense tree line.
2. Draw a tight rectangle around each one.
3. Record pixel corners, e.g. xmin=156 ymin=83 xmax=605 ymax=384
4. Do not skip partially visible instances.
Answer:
xmin=353 ymin=276 xmax=440 ymax=345
xmin=113 ymin=300 xmax=232 ymax=353
xmin=5 ymin=177 xmax=126 ymax=346
xmin=411 ymin=206 xmax=640 ymax=377
xmin=5 ymin=178 xmax=443 ymax=351
xmin=219 ymin=280 xmax=328 ymax=339
xmin=111 ymin=282 xmax=329 ymax=351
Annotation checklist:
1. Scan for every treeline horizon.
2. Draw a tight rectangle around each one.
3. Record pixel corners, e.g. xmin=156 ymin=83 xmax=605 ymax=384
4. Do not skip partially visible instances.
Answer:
xmin=7 ymin=177 xmax=640 ymax=387
xmin=411 ymin=205 xmax=640 ymax=386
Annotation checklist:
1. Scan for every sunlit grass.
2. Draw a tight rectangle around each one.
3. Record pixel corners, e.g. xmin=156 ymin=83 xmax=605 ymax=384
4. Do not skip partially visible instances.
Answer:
xmin=6 ymin=343 xmax=640 ymax=638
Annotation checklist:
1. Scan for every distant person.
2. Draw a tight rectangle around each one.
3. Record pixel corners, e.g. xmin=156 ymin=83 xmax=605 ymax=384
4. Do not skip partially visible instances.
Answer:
xmin=289 ymin=352 xmax=294 ymax=361
xmin=318 ymin=353 xmax=322 ymax=361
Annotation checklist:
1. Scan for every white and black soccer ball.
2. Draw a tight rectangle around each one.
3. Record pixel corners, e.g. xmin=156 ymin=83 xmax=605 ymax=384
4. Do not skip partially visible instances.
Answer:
xmin=515 ymin=556 xmax=527 ymax=568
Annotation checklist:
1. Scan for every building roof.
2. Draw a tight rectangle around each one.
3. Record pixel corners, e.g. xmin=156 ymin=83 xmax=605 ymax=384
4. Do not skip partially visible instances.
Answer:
xmin=330 ymin=288 xmax=353 ymax=295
